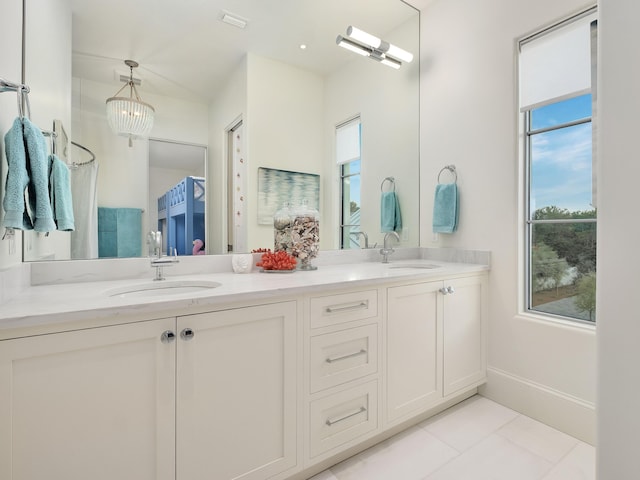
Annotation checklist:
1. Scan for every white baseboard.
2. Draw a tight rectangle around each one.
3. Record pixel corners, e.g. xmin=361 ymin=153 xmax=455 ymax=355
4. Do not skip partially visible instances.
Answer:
xmin=479 ymin=367 xmax=595 ymax=445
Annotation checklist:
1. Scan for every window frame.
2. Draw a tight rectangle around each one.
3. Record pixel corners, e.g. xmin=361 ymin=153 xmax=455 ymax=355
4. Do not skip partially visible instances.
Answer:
xmin=520 ymin=8 xmax=598 ymax=325
xmin=523 ymin=104 xmax=596 ymax=324
xmin=336 ymin=116 xmax=362 ymax=249
xmin=339 ymin=160 xmax=361 ymax=249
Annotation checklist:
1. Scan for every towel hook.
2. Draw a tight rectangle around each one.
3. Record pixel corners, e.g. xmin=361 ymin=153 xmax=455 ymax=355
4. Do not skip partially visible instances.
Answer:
xmin=42 ymin=130 xmax=57 ymax=155
xmin=16 ymin=87 xmax=23 ymax=119
xmin=21 ymin=86 xmax=31 ymax=119
xmin=437 ymin=165 xmax=457 ymax=184
xmin=381 ymin=176 xmax=395 ymax=192
xmin=0 ymin=78 xmax=31 ymax=119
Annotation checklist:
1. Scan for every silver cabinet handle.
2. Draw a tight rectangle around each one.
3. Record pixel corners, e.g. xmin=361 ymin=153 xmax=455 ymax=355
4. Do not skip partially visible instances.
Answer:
xmin=439 ymin=286 xmax=455 ymax=295
xmin=326 ymin=349 xmax=367 ymax=364
xmin=326 ymin=406 xmax=367 ymax=426
xmin=160 ymin=330 xmax=176 ymax=343
xmin=325 ymin=301 xmax=368 ymax=314
xmin=447 ymin=286 xmax=455 ymax=294
xmin=180 ymin=328 xmax=195 ymax=340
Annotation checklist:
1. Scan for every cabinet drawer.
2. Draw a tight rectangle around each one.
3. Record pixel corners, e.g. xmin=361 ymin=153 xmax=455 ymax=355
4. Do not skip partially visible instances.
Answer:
xmin=309 ymin=380 xmax=378 ymax=459
xmin=310 ymin=290 xmax=378 ymax=329
xmin=309 ymin=324 xmax=378 ymax=393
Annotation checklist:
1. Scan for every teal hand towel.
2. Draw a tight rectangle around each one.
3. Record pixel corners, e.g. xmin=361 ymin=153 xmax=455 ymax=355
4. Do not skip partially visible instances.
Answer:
xmin=23 ymin=118 xmax=56 ymax=232
xmin=2 ymin=118 xmax=33 ymax=230
xmin=116 ymin=208 xmax=142 ymax=258
xmin=48 ymin=154 xmax=75 ymax=231
xmin=98 ymin=207 xmax=142 ymax=258
xmin=381 ymin=191 xmax=402 ymax=232
xmin=433 ymin=183 xmax=458 ymax=233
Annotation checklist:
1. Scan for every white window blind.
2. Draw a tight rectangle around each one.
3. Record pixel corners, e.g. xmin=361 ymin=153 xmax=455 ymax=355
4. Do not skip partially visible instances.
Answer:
xmin=519 ymin=12 xmax=596 ymax=111
xmin=336 ymin=118 xmax=361 ymax=165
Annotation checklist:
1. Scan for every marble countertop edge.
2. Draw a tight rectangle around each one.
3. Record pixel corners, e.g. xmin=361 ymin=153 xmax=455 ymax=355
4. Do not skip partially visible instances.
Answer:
xmin=0 ymin=259 xmax=489 ymax=337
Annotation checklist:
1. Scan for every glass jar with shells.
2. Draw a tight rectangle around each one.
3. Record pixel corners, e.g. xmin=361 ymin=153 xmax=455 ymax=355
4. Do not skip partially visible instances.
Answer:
xmin=273 ymin=203 xmax=293 ymax=254
xmin=291 ymin=200 xmax=319 ymax=270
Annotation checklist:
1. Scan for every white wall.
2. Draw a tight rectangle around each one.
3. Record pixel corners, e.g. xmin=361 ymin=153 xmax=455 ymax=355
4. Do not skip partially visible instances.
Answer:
xmin=324 ymin=16 xmax=420 ymax=250
xmin=0 ymin=0 xmax=23 ymax=270
xmin=22 ymin=0 xmax=72 ymax=261
xmin=0 ymin=0 xmax=69 ymax=264
xmin=597 ymin=0 xmax=640 ymax=477
xmin=246 ymin=54 xmax=325 ymax=251
xmin=419 ymin=0 xmax=596 ymax=443
xmin=208 ymin=58 xmax=247 ymax=255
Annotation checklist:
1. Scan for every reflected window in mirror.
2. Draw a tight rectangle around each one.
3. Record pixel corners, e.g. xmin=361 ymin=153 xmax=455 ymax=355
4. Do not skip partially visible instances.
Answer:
xmin=337 ymin=117 xmax=362 ymax=249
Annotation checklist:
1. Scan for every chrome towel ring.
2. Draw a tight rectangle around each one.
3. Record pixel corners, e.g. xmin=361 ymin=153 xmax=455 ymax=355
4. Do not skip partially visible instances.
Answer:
xmin=437 ymin=165 xmax=457 ymax=184
xmin=381 ymin=176 xmax=395 ymax=192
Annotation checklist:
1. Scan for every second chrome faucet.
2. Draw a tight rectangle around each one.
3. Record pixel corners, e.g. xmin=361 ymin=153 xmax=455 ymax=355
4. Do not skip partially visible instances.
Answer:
xmin=380 ymin=231 xmax=400 ymax=263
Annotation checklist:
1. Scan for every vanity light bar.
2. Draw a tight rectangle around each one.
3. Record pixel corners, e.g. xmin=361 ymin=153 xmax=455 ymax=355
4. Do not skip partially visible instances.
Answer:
xmin=343 ymin=25 xmax=414 ymax=64
xmin=385 ymin=43 xmax=414 ymax=64
xmin=379 ymin=56 xmax=401 ymax=70
xmin=336 ymin=34 xmax=403 ymax=70
xmin=336 ymin=36 xmax=371 ymax=57
xmin=346 ymin=26 xmax=382 ymax=50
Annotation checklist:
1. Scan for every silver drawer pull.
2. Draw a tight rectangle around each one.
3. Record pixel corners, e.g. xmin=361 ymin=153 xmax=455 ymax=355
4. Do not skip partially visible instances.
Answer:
xmin=326 ymin=406 xmax=367 ymax=426
xmin=326 ymin=349 xmax=367 ymax=364
xmin=325 ymin=301 xmax=368 ymax=314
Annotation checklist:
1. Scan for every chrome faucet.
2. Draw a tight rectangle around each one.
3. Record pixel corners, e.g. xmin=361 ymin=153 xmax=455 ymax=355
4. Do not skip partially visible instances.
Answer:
xmin=353 ymin=231 xmax=369 ymax=249
xmin=148 ymin=231 xmax=179 ymax=280
xmin=147 ymin=231 xmax=162 ymax=258
xmin=380 ymin=231 xmax=400 ymax=263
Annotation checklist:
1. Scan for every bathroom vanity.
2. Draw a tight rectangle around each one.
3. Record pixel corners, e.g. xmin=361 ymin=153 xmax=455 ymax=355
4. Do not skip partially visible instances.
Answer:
xmin=0 ymin=254 xmax=488 ymax=480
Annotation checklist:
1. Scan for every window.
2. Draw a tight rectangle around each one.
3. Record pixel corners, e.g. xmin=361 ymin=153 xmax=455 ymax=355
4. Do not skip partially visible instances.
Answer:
xmin=520 ymin=9 xmax=597 ymax=323
xmin=336 ymin=117 xmax=362 ymax=249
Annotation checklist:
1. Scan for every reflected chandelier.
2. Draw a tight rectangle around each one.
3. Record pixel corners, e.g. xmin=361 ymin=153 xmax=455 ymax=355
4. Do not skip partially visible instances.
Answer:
xmin=106 ymin=60 xmax=155 ymax=147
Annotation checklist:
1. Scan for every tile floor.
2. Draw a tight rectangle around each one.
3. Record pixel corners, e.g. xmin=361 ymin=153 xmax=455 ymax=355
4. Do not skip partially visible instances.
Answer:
xmin=310 ymin=395 xmax=595 ymax=480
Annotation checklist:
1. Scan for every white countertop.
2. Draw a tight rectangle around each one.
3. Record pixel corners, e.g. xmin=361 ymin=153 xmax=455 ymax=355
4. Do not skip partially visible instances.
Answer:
xmin=0 ymin=257 xmax=488 ymax=340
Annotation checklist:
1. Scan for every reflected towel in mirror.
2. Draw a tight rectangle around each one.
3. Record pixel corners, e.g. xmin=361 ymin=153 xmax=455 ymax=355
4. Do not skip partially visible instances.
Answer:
xmin=381 ymin=191 xmax=402 ymax=232
xmin=48 ymin=154 xmax=75 ymax=231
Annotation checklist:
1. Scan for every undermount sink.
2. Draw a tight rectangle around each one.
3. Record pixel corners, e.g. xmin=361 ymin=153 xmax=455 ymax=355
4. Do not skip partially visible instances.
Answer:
xmin=106 ymin=280 xmax=221 ymax=298
xmin=388 ymin=263 xmax=441 ymax=269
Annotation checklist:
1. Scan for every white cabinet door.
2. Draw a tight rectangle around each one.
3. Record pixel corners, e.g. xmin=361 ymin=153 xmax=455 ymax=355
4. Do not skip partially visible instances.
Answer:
xmin=385 ymin=281 xmax=443 ymax=425
xmin=0 ymin=318 xmax=176 ymax=480
xmin=176 ymin=301 xmax=298 ymax=480
xmin=443 ymin=275 xmax=487 ymax=396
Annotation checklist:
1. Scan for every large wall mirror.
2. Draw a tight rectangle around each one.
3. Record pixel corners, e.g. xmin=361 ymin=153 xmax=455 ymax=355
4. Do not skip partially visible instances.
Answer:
xmin=23 ymin=0 xmax=419 ymax=261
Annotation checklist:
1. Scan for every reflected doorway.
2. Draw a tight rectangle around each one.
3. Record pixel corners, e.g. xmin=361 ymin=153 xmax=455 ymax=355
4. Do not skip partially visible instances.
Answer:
xmin=149 ymin=139 xmax=207 ymax=255
xmin=226 ymin=119 xmax=246 ymax=253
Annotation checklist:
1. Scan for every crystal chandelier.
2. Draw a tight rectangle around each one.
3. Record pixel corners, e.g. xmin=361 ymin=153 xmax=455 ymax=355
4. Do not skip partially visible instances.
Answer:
xmin=106 ymin=60 xmax=155 ymax=147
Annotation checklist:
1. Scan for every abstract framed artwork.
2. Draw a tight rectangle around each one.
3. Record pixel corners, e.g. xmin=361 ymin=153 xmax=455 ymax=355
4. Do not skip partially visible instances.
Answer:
xmin=257 ymin=167 xmax=320 ymax=225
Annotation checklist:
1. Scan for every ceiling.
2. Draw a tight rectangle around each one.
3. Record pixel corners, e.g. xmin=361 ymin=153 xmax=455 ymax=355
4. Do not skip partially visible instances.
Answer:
xmin=70 ymin=0 xmax=420 ymax=103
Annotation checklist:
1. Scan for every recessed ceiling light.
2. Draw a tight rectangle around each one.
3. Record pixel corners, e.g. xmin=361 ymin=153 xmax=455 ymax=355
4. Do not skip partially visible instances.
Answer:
xmin=299 ymin=44 xmax=307 ymax=50
xmin=220 ymin=12 xmax=248 ymax=29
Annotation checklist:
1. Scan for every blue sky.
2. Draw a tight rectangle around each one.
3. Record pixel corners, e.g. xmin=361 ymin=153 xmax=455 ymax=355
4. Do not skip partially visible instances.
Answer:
xmin=530 ymin=94 xmax=594 ymax=214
